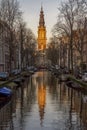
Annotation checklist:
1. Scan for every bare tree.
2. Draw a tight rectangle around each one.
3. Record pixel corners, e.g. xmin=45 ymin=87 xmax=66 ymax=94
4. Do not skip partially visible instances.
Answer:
xmin=24 ymin=28 xmax=37 ymax=67
xmin=53 ymin=0 xmax=79 ymax=73
xmin=0 ymin=0 xmax=22 ymax=72
xmin=46 ymin=37 xmax=59 ymax=66
xmin=16 ymin=22 xmax=27 ymax=69
xmin=74 ymin=0 xmax=87 ymax=72
xmin=17 ymin=21 xmax=37 ymax=69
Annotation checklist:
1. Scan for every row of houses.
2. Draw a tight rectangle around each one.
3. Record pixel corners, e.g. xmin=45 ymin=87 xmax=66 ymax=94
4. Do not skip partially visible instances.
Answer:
xmin=0 ymin=20 xmax=37 ymax=73
xmin=58 ymin=30 xmax=87 ymax=70
xmin=0 ymin=20 xmax=20 ymax=72
xmin=0 ymin=20 xmax=9 ymax=72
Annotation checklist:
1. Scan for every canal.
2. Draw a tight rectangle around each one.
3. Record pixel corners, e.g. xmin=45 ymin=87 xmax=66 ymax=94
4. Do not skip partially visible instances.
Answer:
xmin=0 ymin=71 xmax=87 ymax=130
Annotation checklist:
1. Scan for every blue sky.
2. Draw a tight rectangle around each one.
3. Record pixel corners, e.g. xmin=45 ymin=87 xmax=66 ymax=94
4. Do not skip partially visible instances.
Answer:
xmin=19 ymin=0 xmax=61 ymax=41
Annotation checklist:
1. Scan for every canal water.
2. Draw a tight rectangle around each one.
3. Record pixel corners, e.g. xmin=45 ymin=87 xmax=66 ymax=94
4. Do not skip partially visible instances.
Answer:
xmin=0 ymin=71 xmax=87 ymax=130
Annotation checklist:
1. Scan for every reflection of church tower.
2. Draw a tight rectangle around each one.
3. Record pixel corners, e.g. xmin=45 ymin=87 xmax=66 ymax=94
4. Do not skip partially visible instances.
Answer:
xmin=38 ymin=85 xmax=46 ymax=126
xmin=37 ymin=6 xmax=47 ymax=50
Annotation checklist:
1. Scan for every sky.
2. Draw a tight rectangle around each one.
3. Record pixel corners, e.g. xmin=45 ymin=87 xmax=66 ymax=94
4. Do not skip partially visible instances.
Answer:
xmin=18 ymin=0 xmax=61 ymax=41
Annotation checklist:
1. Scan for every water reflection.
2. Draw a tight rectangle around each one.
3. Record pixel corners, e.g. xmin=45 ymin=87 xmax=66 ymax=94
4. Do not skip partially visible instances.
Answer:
xmin=38 ymin=86 xmax=46 ymax=126
xmin=0 ymin=72 xmax=87 ymax=130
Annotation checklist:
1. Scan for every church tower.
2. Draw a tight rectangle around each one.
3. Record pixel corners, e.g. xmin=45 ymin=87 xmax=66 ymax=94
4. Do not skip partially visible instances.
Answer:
xmin=37 ymin=6 xmax=47 ymax=51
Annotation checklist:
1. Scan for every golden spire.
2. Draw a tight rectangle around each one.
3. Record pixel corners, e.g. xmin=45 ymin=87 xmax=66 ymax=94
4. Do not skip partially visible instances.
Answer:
xmin=37 ymin=5 xmax=47 ymax=50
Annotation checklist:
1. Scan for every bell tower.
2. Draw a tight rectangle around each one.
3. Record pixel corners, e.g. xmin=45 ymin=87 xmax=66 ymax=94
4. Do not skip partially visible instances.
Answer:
xmin=37 ymin=6 xmax=47 ymax=51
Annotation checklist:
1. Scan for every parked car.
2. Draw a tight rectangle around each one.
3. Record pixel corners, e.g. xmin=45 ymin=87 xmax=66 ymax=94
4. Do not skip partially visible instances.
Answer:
xmin=82 ymin=72 xmax=87 ymax=82
xmin=11 ymin=69 xmax=21 ymax=76
xmin=0 ymin=72 xmax=9 ymax=81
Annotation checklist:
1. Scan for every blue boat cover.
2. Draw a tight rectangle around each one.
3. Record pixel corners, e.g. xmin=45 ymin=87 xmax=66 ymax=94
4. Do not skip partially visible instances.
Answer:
xmin=0 ymin=87 xmax=12 ymax=96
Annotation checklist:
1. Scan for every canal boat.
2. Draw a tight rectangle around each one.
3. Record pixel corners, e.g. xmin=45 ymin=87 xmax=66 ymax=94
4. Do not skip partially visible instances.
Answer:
xmin=0 ymin=87 xmax=12 ymax=97
xmin=66 ymin=80 xmax=83 ymax=91
xmin=0 ymin=87 xmax=12 ymax=109
xmin=13 ymin=78 xmax=22 ymax=85
xmin=66 ymin=80 xmax=73 ymax=86
xmin=20 ymin=77 xmax=25 ymax=82
xmin=23 ymin=73 xmax=30 ymax=77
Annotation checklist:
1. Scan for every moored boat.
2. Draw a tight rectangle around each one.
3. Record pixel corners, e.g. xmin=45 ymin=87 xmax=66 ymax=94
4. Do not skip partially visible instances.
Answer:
xmin=13 ymin=78 xmax=22 ymax=85
xmin=0 ymin=87 xmax=12 ymax=97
